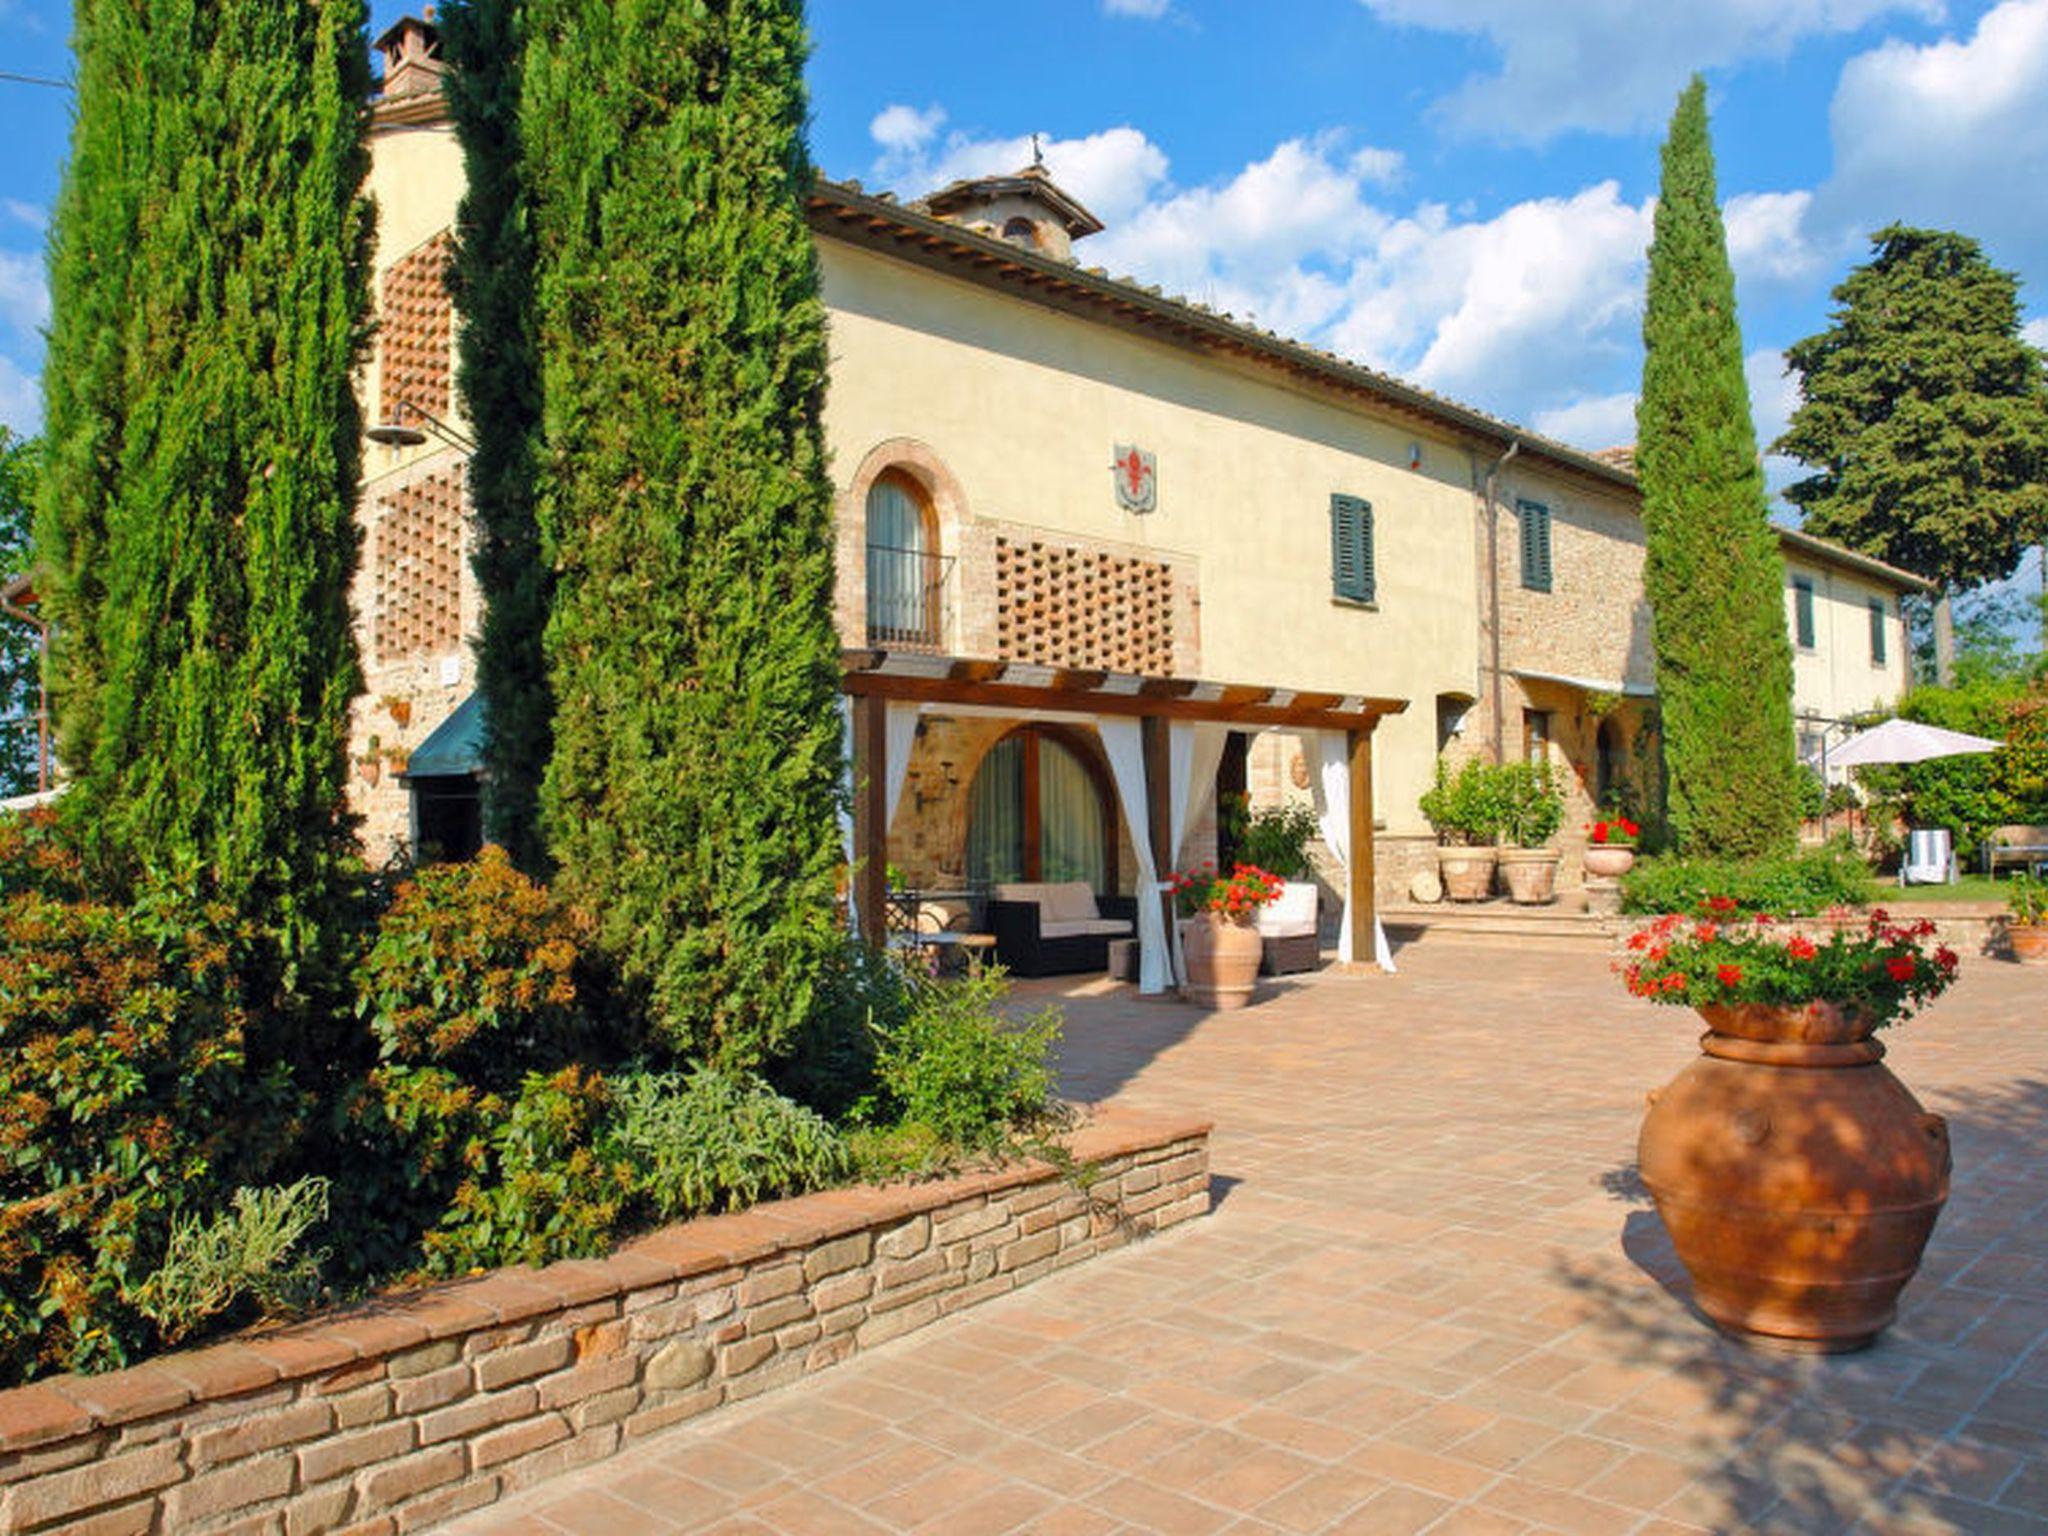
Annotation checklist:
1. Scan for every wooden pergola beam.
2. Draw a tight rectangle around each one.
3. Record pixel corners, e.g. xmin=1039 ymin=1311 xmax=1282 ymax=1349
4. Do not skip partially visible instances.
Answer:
xmin=843 ymin=668 xmax=1405 ymax=731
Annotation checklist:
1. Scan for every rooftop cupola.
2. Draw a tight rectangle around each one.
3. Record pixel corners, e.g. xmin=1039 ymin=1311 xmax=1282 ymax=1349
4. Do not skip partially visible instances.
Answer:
xmin=374 ymin=13 xmax=446 ymax=101
xmin=916 ymin=154 xmax=1104 ymax=263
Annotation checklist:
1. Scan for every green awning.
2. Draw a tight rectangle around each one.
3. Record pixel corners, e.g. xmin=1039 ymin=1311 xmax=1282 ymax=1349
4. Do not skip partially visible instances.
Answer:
xmin=402 ymin=693 xmax=484 ymax=779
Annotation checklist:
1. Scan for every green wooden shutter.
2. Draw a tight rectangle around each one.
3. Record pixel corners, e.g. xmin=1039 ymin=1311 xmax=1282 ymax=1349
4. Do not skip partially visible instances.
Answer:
xmin=1518 ymin=501 xmax=1552 ymax=592
xmin=1330 ymin=494 xmax=1375 ymax=604
xmin=1868 ymin=597 xmax=1886 ymax=664
xmin=1793 ymin=578 xmax=1816 ymax=648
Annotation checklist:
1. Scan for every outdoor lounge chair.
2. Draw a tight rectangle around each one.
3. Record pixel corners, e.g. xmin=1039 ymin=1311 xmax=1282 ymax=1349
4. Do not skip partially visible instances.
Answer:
xmin=1900 ymin=828 xmax=1957 ymax=886
xmin=1256 ymin=882 xmax=1321 ymax=974
xmin=987 ymin=882 xmax=1138 ymax=977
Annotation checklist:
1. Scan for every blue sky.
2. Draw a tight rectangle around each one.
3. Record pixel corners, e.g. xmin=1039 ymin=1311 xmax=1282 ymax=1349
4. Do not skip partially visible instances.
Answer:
xmin=4 ymin=0 xmax=2047 ymax=493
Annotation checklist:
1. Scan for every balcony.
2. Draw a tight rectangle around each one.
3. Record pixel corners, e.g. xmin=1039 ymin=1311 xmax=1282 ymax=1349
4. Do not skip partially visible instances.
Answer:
xmin=865 ymin=542 xmax=953 ymax=653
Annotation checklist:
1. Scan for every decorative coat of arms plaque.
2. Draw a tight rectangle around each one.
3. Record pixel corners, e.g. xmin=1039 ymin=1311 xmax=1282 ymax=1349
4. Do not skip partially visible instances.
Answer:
xmin=1113 ymin=444 xmax=1157 ymax=514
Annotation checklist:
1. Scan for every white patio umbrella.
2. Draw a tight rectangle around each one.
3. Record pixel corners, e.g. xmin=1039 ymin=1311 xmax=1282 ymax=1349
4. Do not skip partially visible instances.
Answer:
xmin=1828 ymin=717 xmax=2002 ymax=768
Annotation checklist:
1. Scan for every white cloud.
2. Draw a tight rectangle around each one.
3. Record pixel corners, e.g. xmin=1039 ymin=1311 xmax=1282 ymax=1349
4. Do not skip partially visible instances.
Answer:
xmin=1357 ymin=0 xmax=1942 ymax=142
xmin=0 ymin=353 xmax=39 ymax=436
xmin=1746 ymin=345 xmax=1802 ymax=449
xmin=1103 ymin=0 xmax=1170 ymax=15
xmin=0 ymin=250 xmax=49 ymax=341
xmin=2 ymin=200 xmax=44 ymax=233
xmin=2025 ymin=316 xmax=2048 ymax=349
xmin=1533 ymin=390 xmax=1639 ymax=452
xmin=1817 ymin=0 xmax=2048 ymax=272
xmin=868 ymin=103 xmax=946 ymax=156
xmin=873 ymin=123 xmax=1171 ymax=226
xmin=1724 ymin=191 xmax=1834 ymax=286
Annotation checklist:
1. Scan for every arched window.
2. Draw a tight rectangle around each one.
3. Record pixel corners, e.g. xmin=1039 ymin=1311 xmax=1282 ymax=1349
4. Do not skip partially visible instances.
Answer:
xmin=865 ymin=473 xmax=938 ymax=647
xmin=1001 ymin=217 xmax=1039 ymax=248
xmin=965 ymin=728 xmax=1115 ymax=891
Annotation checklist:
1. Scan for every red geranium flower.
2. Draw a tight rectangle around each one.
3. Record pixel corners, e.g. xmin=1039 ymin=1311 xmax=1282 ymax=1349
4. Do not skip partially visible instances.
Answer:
xmin=1885 ymin=956 xmax=1917 ymax=983
xmin=1787 ymin=935 xmax=1817 ymax=960
xmin=1717 ymin=964 xmax=1743 ymax=987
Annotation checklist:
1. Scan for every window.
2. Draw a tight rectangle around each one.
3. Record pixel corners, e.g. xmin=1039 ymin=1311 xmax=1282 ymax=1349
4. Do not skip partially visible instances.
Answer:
xmin=865 ymin=474 xmax=938 ymax=647
xmin=964 ymin=728 xmax=1115 ymax=891
xmin=1868 ymin=597 xmax=1887 ymax=665
xmin=1330 ymin=494 xmax=1375 ymax=604
xmin=1518 ymin=500 xmax=1553 ymax=592
xmin=1595 ymin=718 xmax=1625 ymax=807
xmin=1000 ymin=217 xmax=1039 ymax=248
xmin=1792 ymin=577 xmax=1816 ymax=649
xmin=1523 ymin=709 xmax=1552 ymax=766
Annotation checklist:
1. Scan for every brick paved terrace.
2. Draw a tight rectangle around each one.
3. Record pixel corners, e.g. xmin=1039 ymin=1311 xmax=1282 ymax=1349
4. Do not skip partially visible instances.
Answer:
xmin=452 ymin=939 xmax=2048 ymax=1535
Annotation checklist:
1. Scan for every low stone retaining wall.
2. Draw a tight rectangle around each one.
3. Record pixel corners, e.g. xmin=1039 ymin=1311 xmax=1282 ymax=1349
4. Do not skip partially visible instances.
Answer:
xmin=0 ymin=1109 xmax=1210 ymax=1536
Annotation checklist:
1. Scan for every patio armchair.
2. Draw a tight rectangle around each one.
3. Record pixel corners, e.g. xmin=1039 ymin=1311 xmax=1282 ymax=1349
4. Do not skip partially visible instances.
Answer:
xmin=1256 ymin=881 xmax=1321 ymax=975
xmin=1899 ymin=828 xmax=1957 ymax=887
xmin=987 ymin=882 xmax=1138 ymax=977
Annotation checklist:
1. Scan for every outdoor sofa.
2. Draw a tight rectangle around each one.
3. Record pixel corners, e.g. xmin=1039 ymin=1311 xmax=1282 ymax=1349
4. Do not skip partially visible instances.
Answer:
xmin=987 ymin=881 xmax=1138 ymax=977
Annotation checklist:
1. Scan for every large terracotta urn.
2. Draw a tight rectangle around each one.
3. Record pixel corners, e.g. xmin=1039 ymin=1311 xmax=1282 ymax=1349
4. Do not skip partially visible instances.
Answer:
xmin=1498 ymin=847 xmax=1560 ymax=904
xmin=2009 ymin=924 xmax=2048 ymax=966
xmin=1584 ymin=844 xmax=1637 ymax=880
xmin=1183 ymin=912 xmax=1263 ymax=1010
xmin=1438 ymin=846 xmax=1498 ymax=903
xmin=1638 ymin=1001 xmax=1949 ymax=1353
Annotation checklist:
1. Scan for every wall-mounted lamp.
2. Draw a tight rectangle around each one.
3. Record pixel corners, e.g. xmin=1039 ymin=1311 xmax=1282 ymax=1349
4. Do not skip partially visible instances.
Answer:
xmin=367 ymin=397 xmax=478 ymax=454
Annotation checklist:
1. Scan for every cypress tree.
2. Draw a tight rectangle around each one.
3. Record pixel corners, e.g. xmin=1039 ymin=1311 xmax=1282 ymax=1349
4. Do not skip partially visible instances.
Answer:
xmin=442 ymin=0 xmax=551 ymax=872
xmin=38 ymin=0 xmax=372 ymax=944
xmin=524 ymin=0 xmax=846 ymax=1069
xmin=1636 ymin=78 xmax=1800 ymax=858
xmin=1774 ymin=226 xmax=2048 ymax=681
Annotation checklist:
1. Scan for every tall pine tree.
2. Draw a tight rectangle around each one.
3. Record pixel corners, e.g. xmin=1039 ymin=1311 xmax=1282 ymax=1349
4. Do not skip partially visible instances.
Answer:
xmin=1774 ymin=226 xmax=2048 ymax=681
xmin=524 ymin=0 xmax=845 ymax=1069
xmin=1637 ymin=78 xmax=1800 ymax=857
xmin=442 ymin=0 xmax=551 ymax=872
xmin=37 ymin=0 xmax=372 ymax=948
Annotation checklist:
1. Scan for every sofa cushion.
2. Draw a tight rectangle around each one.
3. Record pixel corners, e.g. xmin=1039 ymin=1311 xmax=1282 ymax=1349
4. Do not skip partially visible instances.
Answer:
xmin=1041 ymin=881 xmax=1100 ymax=923
xmin=1255 ymin=881 xmax=1319 ymax=937
xmin=995 ymin=882 xmax=1054 ymax=909
xmin=1039 ymin=918 xmax=1133 ymax=939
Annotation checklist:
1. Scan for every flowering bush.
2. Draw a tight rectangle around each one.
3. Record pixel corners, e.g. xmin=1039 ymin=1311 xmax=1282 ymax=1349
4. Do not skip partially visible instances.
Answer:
xmin=1618 ymin=901 xmax=1959 ymax=1026
xmin=2009 ymin=872 xmax=2046 ymax=927
xmin=1169 ymin=863 xmax=1285 ymax=919
xmin=1589 ymin=816 xmax=1640 ymax=846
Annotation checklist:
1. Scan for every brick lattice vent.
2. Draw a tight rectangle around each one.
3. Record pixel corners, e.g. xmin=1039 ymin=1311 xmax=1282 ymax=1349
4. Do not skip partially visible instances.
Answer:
xmin=373 ymin=471 xmax=465 ymax=666
xmin=0 ymin=1111 xmax=1209 ymax=1536
xmin=996 ymin=539 xmax=1176 ymax=674
xmin=379 ymin=230 xmax=455 ymax=425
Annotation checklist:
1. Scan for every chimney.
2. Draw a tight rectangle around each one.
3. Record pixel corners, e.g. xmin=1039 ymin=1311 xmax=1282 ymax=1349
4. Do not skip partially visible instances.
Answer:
xmin=374 ymin=13 xmax=446 ymax=101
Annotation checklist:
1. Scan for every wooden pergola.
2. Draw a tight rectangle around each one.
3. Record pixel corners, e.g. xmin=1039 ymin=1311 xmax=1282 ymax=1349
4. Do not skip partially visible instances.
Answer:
xmin=843 ymin=650 xmax=1409 ymax=973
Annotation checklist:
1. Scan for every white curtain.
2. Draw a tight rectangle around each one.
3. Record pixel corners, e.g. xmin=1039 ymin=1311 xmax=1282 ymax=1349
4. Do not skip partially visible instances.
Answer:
xmin=1168 ymin=722 xmax=1232 ymax=988
xmin=1097 ymin=718 xmax=1171 ymax=994
xmin=838 ymin=698 xmax=859 ymax=938
xmin=1309 ymin=730 xmax=1397 ymax=973
xmin=884 ymin=701 xmax=920 ymax=831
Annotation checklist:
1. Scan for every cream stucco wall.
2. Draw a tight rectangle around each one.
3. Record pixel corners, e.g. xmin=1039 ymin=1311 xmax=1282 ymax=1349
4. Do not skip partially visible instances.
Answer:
xmin=1785 ymin=555 xmax=1913 ymax=725
xmin=818 ymin=241 xmax=1480 ymax=836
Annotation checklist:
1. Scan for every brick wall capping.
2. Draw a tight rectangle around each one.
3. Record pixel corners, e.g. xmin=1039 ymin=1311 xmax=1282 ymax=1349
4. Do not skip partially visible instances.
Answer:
xmin=0 ymin=1106 xmax=1208 ymax=1453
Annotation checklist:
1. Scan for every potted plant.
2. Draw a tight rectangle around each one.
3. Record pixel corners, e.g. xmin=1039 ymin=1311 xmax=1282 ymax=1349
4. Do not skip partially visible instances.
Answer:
xmin=1495 ymin=762 xmax=1565 ymax=904
xmin=1419 ymin=758 xmax=1502 ymax=902
xmin=1585 ymin=813 xmax=1641 ymax=879
xmin=1618 ymin=903 xmax=1961 ymax=1351
xmin=1170 ymin=862 xmax=1285 ymax=1009
xmin=2007 ymin=872 xmax=2048 ymax=965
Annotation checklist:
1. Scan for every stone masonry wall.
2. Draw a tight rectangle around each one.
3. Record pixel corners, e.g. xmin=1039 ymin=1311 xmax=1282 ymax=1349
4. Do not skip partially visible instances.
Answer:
xmin=0 ymin=1113 xmax=1209 ymax=1536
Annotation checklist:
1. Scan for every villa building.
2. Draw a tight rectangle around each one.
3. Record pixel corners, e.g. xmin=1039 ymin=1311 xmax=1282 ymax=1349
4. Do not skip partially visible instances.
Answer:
xmin=347 ymin=18 xmax=1927 ymax=972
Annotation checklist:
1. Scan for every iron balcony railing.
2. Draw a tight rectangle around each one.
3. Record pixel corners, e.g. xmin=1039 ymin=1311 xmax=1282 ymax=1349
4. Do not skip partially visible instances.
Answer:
xmin=865 ymin=542 xmax=953 ymax=652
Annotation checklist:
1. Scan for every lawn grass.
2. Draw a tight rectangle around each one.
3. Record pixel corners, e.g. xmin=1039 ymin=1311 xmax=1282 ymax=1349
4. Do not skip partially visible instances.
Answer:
xmin=1887 ymin=873 xmax=2021 ymax=905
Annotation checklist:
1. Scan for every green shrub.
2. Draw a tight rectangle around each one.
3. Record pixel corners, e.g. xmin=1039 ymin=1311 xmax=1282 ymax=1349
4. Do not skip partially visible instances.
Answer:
xmin=767 ymin=942 xmax=904 ymax=1121
xmin=1495 ymin=762 xmax=1565 ymax=848
xmin=0 ymin=807 xmax=88 ymax=901
xmin=337 ymin=850 xmax=629 ymax=1279
xmin=0 ymin=887 xmax=303 ymax=1383
xmin=1419 ymin=758 xmax=1506 ymax=846
xmin=1794 ymin=765 xmax=1827 ymax=823
xmin=858 ymin=971 xmax=1063 ymax=1158
xmin=1232 ymin=799 xmax=1321 ymax=879
xmin=134 ymin=1178 xmax=330 ymax=1345
xmin=2010 ymin=872 xmax=2047 ymax=926
xmin=601 ymin=1069 xmax=851 ymax=1222
xmin=1620 ymin=841 xmax=1879 ymax=915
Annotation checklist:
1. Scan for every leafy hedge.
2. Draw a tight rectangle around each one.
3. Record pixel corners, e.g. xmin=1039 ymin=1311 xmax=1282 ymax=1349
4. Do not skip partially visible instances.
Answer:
xmin=1620 ymin=841 xmax=1880 ymax=916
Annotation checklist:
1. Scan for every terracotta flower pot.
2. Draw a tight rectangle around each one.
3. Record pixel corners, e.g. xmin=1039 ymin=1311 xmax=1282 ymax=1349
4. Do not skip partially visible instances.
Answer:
xmin=1183 ymin=911 xmax=1263 ymax=1010
xmin=1438 ymin=846 xmax=1497 ymax=903
xmin=1637 ymin=1001 xmax=1949 ymax=1353
xmin=1583 ymin=844 xmax=1636 ymax=879
xmin=2009 ymin=923 xmax=2048 ymax=966
xmin=1497 ymin=847 xmax=1560 ymax=905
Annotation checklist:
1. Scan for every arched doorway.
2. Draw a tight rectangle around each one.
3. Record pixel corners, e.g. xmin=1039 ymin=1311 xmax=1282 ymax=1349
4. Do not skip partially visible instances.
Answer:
xmin=965 ymin=727 xmax=1116 ymax=892
xmin=1596 ymin=717 xmax=1625 ymax=808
